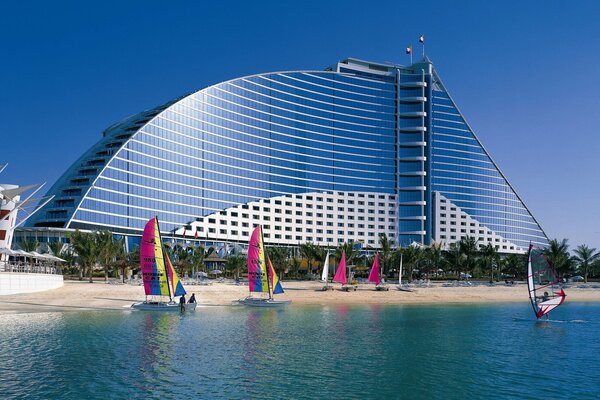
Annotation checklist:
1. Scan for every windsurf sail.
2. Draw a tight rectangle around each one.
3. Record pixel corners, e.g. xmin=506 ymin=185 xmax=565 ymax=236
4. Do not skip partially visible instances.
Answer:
xmin=527 ymin=244 xmax=566 ymax=319
xmin=368 ymin=253 xmax=381 ymax=285
xmin=333 ymin=251 xmax=347 ymax=285
xmin=321 ymin=251 xmax=330 ymax=283
xmin=140 ymin=217 xmax=186 ymax=300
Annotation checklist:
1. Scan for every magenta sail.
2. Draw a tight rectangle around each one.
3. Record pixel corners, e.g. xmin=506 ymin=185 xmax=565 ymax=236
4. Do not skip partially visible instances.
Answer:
xmin=332 ymin=251 xmax=347 ymax=285
xmin=368 ymin=253 xmax=381 ymax=285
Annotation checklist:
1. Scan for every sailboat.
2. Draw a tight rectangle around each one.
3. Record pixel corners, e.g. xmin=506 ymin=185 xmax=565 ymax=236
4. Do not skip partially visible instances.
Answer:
xmin=397 ymin=254 xmax=414 ymax=292
xmin=237 ymin=225 xmax=291 ymax=307
xmin=131 ymin=217 xmax=196 ymax=311
xmin=333 ymin=251 xmax=356 ymax=291
xmin=368 ymin=253 xmax=389 ymax=291
xmin=320 ymin=251 xmax=333 ymax=291
xmin=527 ymin=244 xmax=566 ymax=319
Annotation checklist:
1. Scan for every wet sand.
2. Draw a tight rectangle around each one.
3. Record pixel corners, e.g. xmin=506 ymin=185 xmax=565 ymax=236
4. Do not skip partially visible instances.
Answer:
xmin=0 ymin=279 xmax=599 ymax=313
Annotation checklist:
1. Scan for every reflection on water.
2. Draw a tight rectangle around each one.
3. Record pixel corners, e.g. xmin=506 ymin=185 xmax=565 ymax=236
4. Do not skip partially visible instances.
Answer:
xmin=0 ymin=303 xmax=599 ymax=399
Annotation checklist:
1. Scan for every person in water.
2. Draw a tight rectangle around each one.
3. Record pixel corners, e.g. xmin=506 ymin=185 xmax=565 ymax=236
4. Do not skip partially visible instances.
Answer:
xmin=179 ymin=294 xmax=186 ymax=311
xmin=542 ymin=291 xmax=549 ymax=302
xmin=188 ymin=293 xmax=196 ymax=303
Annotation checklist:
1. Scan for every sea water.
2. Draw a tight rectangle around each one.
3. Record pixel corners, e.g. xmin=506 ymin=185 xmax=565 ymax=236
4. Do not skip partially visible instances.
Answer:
xmin=1 ymin=302 xmax=599 ymax=399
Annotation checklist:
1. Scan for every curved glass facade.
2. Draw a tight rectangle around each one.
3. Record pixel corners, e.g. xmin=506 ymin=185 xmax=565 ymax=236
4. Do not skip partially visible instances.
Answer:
xmin=23 ymin=57 xmax=547 ymax=252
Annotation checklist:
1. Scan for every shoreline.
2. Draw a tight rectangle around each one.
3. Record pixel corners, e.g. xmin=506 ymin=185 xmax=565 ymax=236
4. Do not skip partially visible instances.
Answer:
xmin=0 ymin=279 xmax=599 ymax=313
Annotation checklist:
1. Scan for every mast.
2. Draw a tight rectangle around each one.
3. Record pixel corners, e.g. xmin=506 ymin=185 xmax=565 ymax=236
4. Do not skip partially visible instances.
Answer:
xmin=261 ymin=226 xmax=273 ymax=300
xmin=399 ymin=254 xmax=403 ymax=286
xmin=155 ymin=216 xmax=173 ymax=302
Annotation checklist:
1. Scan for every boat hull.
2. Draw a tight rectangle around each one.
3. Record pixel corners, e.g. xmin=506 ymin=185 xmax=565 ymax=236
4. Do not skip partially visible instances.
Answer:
xmin=397 ymin=286 xmax=414 ymax=292
xmin=237 ymin=297 xmax=291 ymax=307
xmin=131 ymin=301 xmax=197 ymax=311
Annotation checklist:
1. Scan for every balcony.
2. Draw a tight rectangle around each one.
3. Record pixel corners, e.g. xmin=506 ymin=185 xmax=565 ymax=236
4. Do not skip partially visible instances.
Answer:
xmin=400 ymin=81 xmax=427 ymax=88
xmin=400 ymin=126 xmax=426 ymax=133
xmin=400 ymin=96 xmax=427 ymax=103
xmin=399 ymin=156 xmax=426 ymax=162
xmin=400 ymin=141 xmax=426 ymax=147
xmin=400 ymin=111 xmax=427 ymax=118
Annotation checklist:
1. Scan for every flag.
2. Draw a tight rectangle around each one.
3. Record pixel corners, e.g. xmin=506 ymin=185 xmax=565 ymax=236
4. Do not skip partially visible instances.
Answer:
xmin=405 ymin=46 xmax=412 ymax=54
xmin=419 ymin=35 xmax=424 ymax=44
xmin=182 ymin=227 xmax=186 ymax=237
xmin=194 ymin=230 xmax=198 ymax=239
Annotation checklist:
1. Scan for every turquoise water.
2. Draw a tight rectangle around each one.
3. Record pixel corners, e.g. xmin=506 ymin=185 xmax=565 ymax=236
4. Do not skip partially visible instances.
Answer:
xmin=1 ymin=303 xmax=599 ymax=399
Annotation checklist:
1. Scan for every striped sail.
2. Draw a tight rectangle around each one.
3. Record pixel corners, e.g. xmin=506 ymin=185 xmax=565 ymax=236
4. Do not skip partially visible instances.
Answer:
xmin=140 ymin=217 xmax=186 ymax=299
xmin=248 ymin=225 xmax=284 ymax=296
xmin=248 ymin=226 xmax=269 ymax=294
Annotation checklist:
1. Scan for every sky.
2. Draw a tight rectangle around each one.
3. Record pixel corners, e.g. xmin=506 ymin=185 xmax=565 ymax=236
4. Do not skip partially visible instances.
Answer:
xmin=1 ymin=0 xmax=598 ymax=250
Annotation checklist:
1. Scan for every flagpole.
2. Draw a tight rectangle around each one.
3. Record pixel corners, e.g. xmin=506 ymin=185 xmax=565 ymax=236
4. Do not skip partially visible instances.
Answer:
xmin=420 ymin=34 xmax=425 ymax=58
xmin=410 ymin=44 xmax=413 ymax=65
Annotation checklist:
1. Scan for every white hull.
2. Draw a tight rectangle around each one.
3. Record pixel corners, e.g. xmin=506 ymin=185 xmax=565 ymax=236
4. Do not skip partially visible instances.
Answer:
xmin=131 ymin=301 xmax=197 ymax=311
xmin=375 ymin=284 xmax=389 ymax=291
xmin=340 ymin=285 xmax=357 ymax=291
xmin=236 ymin=297 xmax=291 ymax=307
xmin=397 ymin=285 xmax=414 ymax=292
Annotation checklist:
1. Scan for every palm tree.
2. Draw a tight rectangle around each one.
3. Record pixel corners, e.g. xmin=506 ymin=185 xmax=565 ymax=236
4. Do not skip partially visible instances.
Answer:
xmin=225 ymin=255 xmax=246 ymax=280
xmin=503 ymin=253 xmax=526 ymax=280
xmin=422 ymin=242 xmax=443 ymax=278
xmin=268 ymin=245 xmax=290 ymax=280
xmin=573 ymin=244 xmax=600 ymax=283
xmin=299 ymin=243 xmax=317 ymax=275
xmin=480 ymin=243 xmax=499 ymax=282
xmin=543 ymin=239 xmax=573 ymax=279
xmin=443 ymin=242 xmax=464 ymax=278
xmin=69 ymin=230 xmax=98 ymax=282
xmin=394 ymin=245 xmax=421 ymax=283
xmin=459 ymin=236 xmax=479 ymax=276
xmin=96 ymin=230 xmax=119 ymax=281
xmin=20 ymin=239 xmax=39 ymax=252
xmin=378 ymin=233 xmax=393 ymax=277
xmin=190 ymin=245 xmax=206 ymax=278
xmin=47 ymin=241 xmax=64 ymax=258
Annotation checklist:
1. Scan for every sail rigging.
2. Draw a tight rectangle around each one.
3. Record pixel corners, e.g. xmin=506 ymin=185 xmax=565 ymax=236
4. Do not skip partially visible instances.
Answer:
xmin=368 ymin=253 xmax=381 ymax=285
xmin=140 ymin=217 xmax=186 ymax=301
xmin=527 ymin=244 xmax=566 ymax=319
xmin=321 ymin=251 xmax=330 ymax=283
xmin=247 ymin=225 xmax=283 ymax=299
xmin=332 ymin=251 xmax=347 ymax=285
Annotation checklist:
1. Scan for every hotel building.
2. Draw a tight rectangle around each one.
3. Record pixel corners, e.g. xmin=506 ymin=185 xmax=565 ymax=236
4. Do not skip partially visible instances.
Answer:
xmin=20 ymin=57 xmax=547 ymax=253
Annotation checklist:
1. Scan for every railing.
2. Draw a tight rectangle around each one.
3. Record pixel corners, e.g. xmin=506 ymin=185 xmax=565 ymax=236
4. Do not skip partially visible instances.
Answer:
xmin=0 ymin=262 xmax=61 ymax=275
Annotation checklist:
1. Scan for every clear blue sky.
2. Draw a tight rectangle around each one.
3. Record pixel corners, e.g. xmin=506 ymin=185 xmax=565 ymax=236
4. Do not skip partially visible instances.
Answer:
xmin=1 ymin=0 xmax=598 ymax=250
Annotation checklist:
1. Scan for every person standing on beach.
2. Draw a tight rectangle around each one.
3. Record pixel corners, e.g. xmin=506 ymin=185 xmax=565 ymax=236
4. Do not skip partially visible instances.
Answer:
xmin=179 ymin=294 xmax=186 ymax=311
xmin=188 ymin=293 xmax=196 ymax=303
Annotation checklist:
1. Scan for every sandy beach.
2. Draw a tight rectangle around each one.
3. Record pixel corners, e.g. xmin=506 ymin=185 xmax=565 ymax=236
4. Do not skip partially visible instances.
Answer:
xmin=1 ymin=279 xmax=599 ymax=313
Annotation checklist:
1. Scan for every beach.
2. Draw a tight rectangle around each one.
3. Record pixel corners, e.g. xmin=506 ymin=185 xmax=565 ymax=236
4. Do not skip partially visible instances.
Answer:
xmin=1 ymin=279 xmax=599 ymax=313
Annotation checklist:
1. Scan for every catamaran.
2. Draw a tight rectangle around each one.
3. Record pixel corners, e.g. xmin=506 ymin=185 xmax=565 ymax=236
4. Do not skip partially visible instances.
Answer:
xmin=131 ymin=217 xmax=196 ymax=311
xmin=321 ymin=251 xmax=333 ymax=291
xmin=368 ymin=253 xmax=388 ymax=291
xmin=527 ymin=244 xmax=566 ymax=319
xmin=333 ymin=251 xmax=356 ymax=291
xmin=397 ymin=254 xmax=414 ymax=292
xmin=237 ymin=225 xmax=291 ymax=307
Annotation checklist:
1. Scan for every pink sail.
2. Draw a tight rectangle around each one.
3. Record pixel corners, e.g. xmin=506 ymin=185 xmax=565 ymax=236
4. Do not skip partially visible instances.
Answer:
xmin=368 ymin=253 xmax=381 ymax=285
xmin=332 ymin=251 xmax=347 ymax=285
